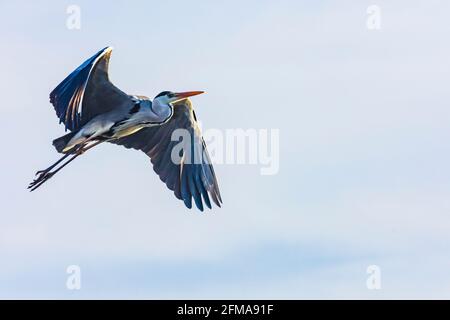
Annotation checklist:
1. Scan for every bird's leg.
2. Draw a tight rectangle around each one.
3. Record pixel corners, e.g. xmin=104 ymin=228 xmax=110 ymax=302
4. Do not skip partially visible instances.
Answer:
xmin=76 ymin=139 xmax=102 ymax=154
xmin=33 ymin=136 xmax=99 ymax=179
xmin=28 ymin=152 xmax=81 ymax=191
xmin=34 ymin=142 xmax=88 ymax=178
xmin=34 ymin=152 xmax=72 ymax=177
xmin=45 ymin=140 xmax=103 ymax=176
xmin=28 ymin=140 xmax=104 ymax=191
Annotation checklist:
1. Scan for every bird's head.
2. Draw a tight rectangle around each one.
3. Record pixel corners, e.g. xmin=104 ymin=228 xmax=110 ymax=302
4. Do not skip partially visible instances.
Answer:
xmin=151 ymin=91 xmax=204 ymax=124
xmin=153 ymin=91 xmax=204 ymax=106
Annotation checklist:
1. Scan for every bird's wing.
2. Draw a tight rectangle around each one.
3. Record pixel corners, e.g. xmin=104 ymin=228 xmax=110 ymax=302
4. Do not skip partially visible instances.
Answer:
xmin=50 ymin=47 xmax=133 ymax=131
xmin=112 ymin=100 xmax=222 ymax=211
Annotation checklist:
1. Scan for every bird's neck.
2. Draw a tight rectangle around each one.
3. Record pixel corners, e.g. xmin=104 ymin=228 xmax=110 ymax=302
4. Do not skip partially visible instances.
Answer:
xmin=152 ymin=100 xmax=172 ymax=120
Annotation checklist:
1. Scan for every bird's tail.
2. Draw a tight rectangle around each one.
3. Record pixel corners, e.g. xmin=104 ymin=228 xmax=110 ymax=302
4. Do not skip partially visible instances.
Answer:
xmin=52 ymin=132 xmax=76 ymax=153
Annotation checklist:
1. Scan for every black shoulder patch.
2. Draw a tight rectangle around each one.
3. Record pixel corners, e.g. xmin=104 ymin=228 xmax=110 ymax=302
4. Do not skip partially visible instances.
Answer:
xmin=129 ymin=103 xmax=140 ymax=114
xmin=155 ymin=91 xmax=173 ymax=98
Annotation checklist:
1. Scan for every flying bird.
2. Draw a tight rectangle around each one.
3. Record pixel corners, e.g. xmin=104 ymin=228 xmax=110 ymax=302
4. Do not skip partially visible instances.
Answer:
xmin=28 ymin=47 xmax=222 ymax=211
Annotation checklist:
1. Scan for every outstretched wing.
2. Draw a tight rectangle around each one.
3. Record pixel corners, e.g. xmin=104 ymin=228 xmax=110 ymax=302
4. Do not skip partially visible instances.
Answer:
xmin=112 ymin=100 xmax=222 ymax=211
xmin=50 ymin=46 xmax=133 ymax=131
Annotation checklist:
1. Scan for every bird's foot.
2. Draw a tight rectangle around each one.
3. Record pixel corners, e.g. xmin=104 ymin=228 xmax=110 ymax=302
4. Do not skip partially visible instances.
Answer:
xmin=35 ymin=169 xmax=50 ymax=177
xmin=34 ymin=169 xmax=53 ymax=183
xmin=28 ymin=171 xmax=54 ymax=191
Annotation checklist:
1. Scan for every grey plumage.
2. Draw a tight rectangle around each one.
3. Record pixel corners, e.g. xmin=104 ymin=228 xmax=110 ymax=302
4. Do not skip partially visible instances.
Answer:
xmin=52 ymin=132 xmax=76 ymax=153
xmin=29 ymin=47 xmax=222 ymax=211
xmin=112 ymin=99 xmax=222 ymax=210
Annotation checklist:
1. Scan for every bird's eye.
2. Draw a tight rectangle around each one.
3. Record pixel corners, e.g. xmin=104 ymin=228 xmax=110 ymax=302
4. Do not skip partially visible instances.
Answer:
xmin=167 ymin=93 xmax=175 ymax=98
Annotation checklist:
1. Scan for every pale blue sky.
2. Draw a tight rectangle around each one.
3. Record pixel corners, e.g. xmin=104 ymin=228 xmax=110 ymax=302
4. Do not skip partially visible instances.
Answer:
xmin=1 ymin=0 xmax=450 ymax=298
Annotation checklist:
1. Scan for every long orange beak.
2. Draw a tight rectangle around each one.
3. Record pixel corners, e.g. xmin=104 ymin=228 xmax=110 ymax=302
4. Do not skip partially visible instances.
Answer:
xmin=174 ymin=91 xmax=205 ymax=99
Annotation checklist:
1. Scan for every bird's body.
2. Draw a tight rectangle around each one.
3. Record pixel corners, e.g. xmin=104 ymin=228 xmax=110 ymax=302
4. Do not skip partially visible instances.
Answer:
xmin=61 ymin=96 xmax=170 ymax=152
xmin=29 ymin=47 xmax=222 ymax=211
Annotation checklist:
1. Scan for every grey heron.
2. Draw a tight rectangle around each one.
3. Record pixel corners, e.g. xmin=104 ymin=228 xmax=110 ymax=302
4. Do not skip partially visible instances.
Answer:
xmin=28 ymin=47 xmax=222 ymax=211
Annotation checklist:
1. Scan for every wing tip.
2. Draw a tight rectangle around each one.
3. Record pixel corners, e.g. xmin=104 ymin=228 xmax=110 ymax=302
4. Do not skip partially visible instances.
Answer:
xmin=184 ymin=200 xmax=192 ymax=209
xmin=101 ymin=46 xmax=114 ymax=56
